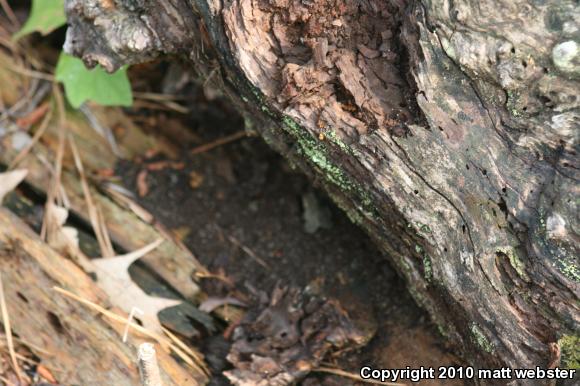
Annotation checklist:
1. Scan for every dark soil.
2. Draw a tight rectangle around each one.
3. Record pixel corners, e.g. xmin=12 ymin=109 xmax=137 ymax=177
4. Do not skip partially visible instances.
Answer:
xmin=117 ymin=67 xmax=468 ymax=385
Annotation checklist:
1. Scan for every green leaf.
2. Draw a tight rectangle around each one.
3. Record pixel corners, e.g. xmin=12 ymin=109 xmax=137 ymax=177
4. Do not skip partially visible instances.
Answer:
xmin=55 ymin=53 xmax=133 ymax=108
xmin=13 ymin=0 xmax=66 ymax=40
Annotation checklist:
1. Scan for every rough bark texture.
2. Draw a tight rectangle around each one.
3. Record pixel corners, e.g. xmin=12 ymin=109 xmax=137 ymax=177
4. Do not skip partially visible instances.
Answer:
xmin=63 ymin=0 xmax=579 ymax=371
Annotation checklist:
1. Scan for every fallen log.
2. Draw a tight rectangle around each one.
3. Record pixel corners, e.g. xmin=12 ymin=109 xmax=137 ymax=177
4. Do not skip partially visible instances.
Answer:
xmin=0 ymin=208 xmax=207 ymax=385
xmin=64 ymin=0 xmax=579 ymax=372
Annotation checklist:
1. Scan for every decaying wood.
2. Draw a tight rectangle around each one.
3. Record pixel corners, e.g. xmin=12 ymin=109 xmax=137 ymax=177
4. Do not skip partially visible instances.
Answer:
xmin=0 ymin=208 xmax=207 ymax=385
xmin=63 ymin=0 xmax=579 ymax=370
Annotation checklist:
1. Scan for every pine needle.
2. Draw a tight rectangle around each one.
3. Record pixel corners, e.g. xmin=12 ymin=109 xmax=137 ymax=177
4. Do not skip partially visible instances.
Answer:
xmin=190 ymin=130 xmax=249 ymax=155
xmin=0 ymin=0 xmax=18 ymax=29
xmin=53 ymin=286 xmax=209 ymax=377
xmin=162 ymin=327 xmax=209 ymax=376
xmin=0 ymin=274 xmax=23 ymax=383
xmin=68 ymin=133 xmax=115 ymax=257
xmin=41 ymin=85 xmax=67 ymax=240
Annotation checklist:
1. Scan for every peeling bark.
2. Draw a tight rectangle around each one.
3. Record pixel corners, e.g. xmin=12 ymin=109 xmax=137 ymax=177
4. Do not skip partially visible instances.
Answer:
xmin=63 ymin=0 xmax=579 ymax=371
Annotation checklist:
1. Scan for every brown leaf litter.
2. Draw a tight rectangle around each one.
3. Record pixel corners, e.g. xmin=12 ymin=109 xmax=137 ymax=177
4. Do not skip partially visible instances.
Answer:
xmin=225 ymin=285 xmax=366 ymax=385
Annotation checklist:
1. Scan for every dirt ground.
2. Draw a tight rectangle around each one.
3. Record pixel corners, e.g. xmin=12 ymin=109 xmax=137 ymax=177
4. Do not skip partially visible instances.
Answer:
xmin=117 ymin=64 xmax=468 ymax=385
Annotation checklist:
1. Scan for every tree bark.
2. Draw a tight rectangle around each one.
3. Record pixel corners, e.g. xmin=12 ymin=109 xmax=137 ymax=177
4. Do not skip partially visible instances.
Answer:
xmin=63 ymin=0 xmax=579 ymax=371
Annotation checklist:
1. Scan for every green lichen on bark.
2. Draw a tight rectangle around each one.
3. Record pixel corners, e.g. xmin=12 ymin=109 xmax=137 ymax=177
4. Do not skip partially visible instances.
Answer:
xmin=437 ymin=324 xmax=450 ymax=339
xmin=496 ymin=247 xmax=530 ymax=281
xmin=325 ymin=130 xmax=352 ymax=154
xmin=535 ymin=210 xmax=580 ymax=283
xmin=417 ymin=222 xmax=432 ymax=233
xmin=423 ymin=255 xmax=433 ymax=281
xmin=281 ymin=116 xmax=375 ymax=213
xmin=557 ymin=256 xmax=580 ymax=283
xmin=559 ymin=334 xmax=580 ymax=369
xmin=470 ymin=324 xmax=494 ymax=353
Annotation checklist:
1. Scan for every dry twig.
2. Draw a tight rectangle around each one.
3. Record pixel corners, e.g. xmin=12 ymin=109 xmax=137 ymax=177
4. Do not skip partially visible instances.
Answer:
xmin=133 ymin=92 xmax=189 ymax=114
xmin=0 ymin=0 xmax=19 ymax=28
xmin=138 ymin=343 xmax=163 ymax=386
xmin=227 ymin=234 xmax=270 ymax=269
xmin=3 ymin=65 xmax=54 ymax=81
xmin=190 ymin=130 xmax=250 ymax=155
xmin=79 ymin=104 xmax=121 ymax=156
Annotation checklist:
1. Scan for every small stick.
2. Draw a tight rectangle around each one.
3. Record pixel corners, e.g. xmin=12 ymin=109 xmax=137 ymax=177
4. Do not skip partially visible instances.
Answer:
xmin=190 ymin=130 xmax=249 ymax=155
xmin=0 ymin=274 xmax=23 ymax=383
xmin=132 ymin=92 xmax=185 ymax=101
xmin=138 ymin=343 xmax=163 ymax=386
xmin=4 ymin=65 xmax=55 ymax=81
xmin=227 ymin=234 xmax=270 ymax=269
xmin=123 ymin=307 xmax=144 ymax=343
xmin=79 ymin=104 xmax=120 ymax=156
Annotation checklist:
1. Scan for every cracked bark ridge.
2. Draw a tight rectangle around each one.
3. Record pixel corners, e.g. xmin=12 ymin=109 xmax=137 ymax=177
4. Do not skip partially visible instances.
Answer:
xmin=63 ymin=0 xmax=579 ymax=372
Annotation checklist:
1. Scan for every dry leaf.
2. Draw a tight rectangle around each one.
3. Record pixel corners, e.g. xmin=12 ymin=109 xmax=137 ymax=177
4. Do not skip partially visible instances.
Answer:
xmin=91 ymin=239 xmax=181 ymax=335
xmin=36 ymin=364 xmax=57 ymax=384
xmin=137 ymin=169 xmax=149 ymax=197
xmin=189 ymin=170 xmax=204 ymax=189
xmin=199 ymin=297 xmax=247 ymax=313
xmin=146 ymin=161 xmax=185 ymax=171
xmin=16 ymin=102 xmax=50 ymax=128
xmin=95 ymin=168 xmax=115 ymax=178
xmin=43 ymin=203 xmax=88 ymax=267
xmin=171 ymin=226 xmax=191 ymax=243
xmin=144 ymin=148 xmax=160 ymax=159
xmin=0 ymin=169 xmax=28 ymax=204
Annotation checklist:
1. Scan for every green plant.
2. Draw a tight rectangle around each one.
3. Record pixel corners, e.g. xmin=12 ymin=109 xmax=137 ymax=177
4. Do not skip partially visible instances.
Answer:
xmin=13 ymin=0 xmax=66 ymax=39
xmin=14 ymin=0 xmax=133 ymax=108
xmin=55 ymin=53 xmax=133 ymax=108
